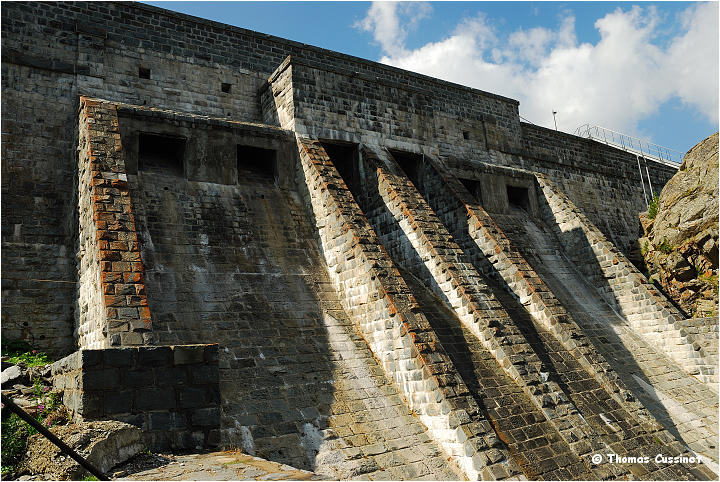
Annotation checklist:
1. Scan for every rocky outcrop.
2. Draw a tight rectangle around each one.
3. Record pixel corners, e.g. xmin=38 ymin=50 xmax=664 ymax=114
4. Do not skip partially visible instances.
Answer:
xmin=638 ymin=132 xmax=719 ymax=317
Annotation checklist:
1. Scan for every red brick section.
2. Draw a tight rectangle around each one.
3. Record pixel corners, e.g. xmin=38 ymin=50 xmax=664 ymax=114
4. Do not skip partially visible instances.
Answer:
xmin=79 ymin=96 xmax=152 ymax=346
xmin=296 ymin=138 xmax=522 ymax=481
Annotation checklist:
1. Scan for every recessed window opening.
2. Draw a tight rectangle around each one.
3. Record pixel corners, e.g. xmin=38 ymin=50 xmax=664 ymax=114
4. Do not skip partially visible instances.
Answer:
xmin=463 ymin=131 xmax=470 ymax=140
xmin=237 ymin=145 xmax=277 ymax=182
xmin=388 ymin=149 xmax=423 ymax=185
xmin=320 ymin=141 xmax=359 ymax=195
xmin=507 ymin=185 xmax=530 ymax=211
xmin=461 ymin=178 xmax=483 ymax=205
xmin=138 ymin=133 xmax=185 ymax=177
xmin=139 ymin=66 xmax=151 ymax=79
xmin=221 ymin=82 xmax=232 ymax=93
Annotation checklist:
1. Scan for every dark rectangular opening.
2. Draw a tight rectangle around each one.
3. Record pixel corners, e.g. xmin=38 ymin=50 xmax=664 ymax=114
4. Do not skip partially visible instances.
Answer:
xmin=138 ymin=133 xmax=185 ymax=177
xmin=463 ymin=131 xmax=470 ymax=140
xmin=139 ymin=66 xmax=151 ymax=79
xmin=320 ymin=141 xmax=359 ymax=194
xmin=388 ymin=149 xmax=423 ymax=185
xmin=507 ymin=185 xmax=530 ymax=211
xmin=221 ymin=82 xmax=232 ymax=94
xmin=461 ymin=178 xmax=483 ymax=205
xmin=237 ymin=145 xmax=277 ymax=182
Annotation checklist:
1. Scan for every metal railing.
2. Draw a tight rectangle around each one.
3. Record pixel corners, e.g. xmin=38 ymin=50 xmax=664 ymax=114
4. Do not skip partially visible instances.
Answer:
xmin=574 ymin=124 xmax=683 ymax=168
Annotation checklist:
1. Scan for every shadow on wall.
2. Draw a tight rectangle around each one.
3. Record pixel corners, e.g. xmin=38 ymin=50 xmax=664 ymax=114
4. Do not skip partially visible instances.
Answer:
xmin=404 ymin=155 xmax=694 ymax=454
xmin=523 ymin=184 xmax=695 ymax=450
xmin=120 ymin=119 xmax=337 ymax=470
xmin=325 ymin=142 xmax=454 ymax=310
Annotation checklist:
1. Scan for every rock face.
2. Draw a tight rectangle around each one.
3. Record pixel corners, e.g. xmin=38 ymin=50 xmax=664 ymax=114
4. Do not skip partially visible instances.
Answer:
xmin=638 ymin=132 xmax=719 ymax=317
xmin=18 ymin=420 xmax=145 ymax=480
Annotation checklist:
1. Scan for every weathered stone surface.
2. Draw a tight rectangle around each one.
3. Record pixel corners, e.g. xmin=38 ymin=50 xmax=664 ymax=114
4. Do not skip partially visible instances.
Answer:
xmin=19 ymin=420 xmax=145 ymax=480
xmin=2 ymin=3 xmax=717 ymax=480
xmin=1 ymin=364 xmax=24 ymax=387
xmin=638 ymin=133 xmax=719 ymax=318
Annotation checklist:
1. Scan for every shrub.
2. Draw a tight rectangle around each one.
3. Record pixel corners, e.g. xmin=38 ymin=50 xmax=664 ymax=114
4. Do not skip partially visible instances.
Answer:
xmin=647 ymin=195 xmax=660 ymax=220
xmin=657 ymin=238 xmax=673 ymax=254
xmin=2 ymin=340 xmax=50 ymax=367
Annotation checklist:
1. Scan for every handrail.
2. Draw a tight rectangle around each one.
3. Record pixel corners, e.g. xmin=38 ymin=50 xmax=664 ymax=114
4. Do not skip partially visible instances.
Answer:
xmin=574 ymin=124 xmax=683 ymax=168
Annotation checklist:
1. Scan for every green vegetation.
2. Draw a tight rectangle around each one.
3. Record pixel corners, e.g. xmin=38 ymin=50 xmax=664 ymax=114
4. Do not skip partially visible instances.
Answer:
xmin=657 ymin=238 xmax=674 ymax=254
xmin=647 ymin=195 xmax=660 ymax=220
xmin=1 ymin=412 xmax=36 ymax=476
xmin=2 ymin=340 xmax=50 ymax=367
xmin=82 ymin=476 xmax=100 ymax=481
xmin=641 ymin=240 xmax=650 ymax=256
xmin=699 ymin=271 xmax=719 ymax=293
xmin=1 ymin=343 xmax=63 ymax=478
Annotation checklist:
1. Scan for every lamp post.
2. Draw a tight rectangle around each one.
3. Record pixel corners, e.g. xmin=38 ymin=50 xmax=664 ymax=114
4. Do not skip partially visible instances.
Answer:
xmin=552 ymin=110 xmax=558 ymax=131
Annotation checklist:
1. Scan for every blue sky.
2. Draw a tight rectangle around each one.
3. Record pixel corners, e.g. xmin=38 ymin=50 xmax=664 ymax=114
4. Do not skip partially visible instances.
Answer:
xmin=145 ymin=1 xmax=718 ymax=154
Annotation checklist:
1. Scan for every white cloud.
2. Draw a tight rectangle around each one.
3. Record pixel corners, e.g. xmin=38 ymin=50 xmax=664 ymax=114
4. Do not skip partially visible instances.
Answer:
xmin=357 ymin=2 xmax=719 ymax=141
xmin=354 ymin=2 xmax=432 ymax=55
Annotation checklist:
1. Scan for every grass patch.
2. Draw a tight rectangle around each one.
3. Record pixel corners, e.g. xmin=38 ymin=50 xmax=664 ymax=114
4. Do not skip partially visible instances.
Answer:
xmin=1 ymin=412 xmax=36 ymax=475
xmin=2 ymin=340 xmax=51 ymax=367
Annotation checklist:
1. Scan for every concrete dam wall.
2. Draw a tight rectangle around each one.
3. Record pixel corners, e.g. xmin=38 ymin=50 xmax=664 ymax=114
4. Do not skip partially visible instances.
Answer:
xmin=2 ymin=2 xmax=717 ymax=480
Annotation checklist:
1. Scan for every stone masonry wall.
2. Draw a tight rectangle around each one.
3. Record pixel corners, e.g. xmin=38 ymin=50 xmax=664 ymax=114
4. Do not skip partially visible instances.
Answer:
xmin=3 ymin=1 xmax=678 ymax=353
xmin=1 ymin=60 xmax=78 ymax=358
xmin=406 ymin=153 xmax=719 ymax=471
xmin=444 ymin=125 xmax=677 ymax=257
xmin=411 ymin=158 xmax=646 ymax=413
xmin=296 ymin=138 xmax=520 ymax=480
xmin=364 ymin=148 xmax=667 ymax=479
xmin=77 ymin=97 xmax=153 ymax=348
xmin=536 ymin=174 xmax=717 ymax=385
xmin=110 ymin=105 xmax=464 ymax=478
xmin=51 ymin=344 xmax=220 ymax=451
xmin=276 ymin=59 xmax=521 ymax=155
xmin=519 ymin=123 xmax=676 ymax=254
xmin=381 ymin=149 xmax=716 ymax=479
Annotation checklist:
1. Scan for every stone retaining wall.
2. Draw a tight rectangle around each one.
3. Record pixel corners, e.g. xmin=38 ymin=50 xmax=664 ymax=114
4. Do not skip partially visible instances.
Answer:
xmin=51 ymin=344 xmax=221 ymax=451
xmin=3 ymin=2 xmax=678 ymax=355
xmin=414 ymin=158 xmax=647 ymax=415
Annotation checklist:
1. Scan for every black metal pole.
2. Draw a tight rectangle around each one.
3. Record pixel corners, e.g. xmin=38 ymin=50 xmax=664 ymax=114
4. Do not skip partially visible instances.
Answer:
xmin=1 ymin=393 xmax=110 ymax=480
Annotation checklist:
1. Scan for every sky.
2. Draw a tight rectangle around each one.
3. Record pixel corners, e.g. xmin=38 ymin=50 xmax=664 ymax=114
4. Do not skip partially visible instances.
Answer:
xmin=144 ymin=1 xmax=719 ymax=154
